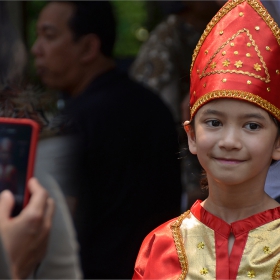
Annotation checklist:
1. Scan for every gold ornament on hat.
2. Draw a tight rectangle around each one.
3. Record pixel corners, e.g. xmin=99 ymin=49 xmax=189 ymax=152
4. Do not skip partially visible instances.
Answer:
xmin=199 ymin=28 xmax=270 ymax=83
xmin=223 ymin=59 xmax=231 ymax=67
xmin=234 ymin=60 xmax=243 ymax=68
xmin=254 ymin=63 xmax=261 ymax=71
xmin=210 ymin=62 xmax=217 ymax=69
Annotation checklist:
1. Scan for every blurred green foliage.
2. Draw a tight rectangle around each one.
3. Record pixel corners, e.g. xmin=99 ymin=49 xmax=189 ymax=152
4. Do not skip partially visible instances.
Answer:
xmin=112 ymin=1 xmax=147 ymax=58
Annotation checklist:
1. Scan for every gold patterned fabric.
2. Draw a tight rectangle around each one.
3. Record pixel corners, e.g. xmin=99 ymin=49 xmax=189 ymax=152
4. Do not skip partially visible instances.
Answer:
xmin=238 ymin=220 xmax=280 ymax=279
xmin=171 ymin=201 xmax=280 ymax=279
xmin=178 ymin=211 xmax=216 ymax=279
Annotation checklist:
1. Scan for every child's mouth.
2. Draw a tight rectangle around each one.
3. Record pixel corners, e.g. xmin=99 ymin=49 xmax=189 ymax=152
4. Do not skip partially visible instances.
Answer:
xmin=214 ymin=158 xmax=245 ymax=165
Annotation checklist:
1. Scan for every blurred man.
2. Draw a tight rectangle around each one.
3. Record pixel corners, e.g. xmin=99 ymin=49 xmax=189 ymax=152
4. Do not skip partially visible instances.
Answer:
xmin=32 ymin=2 xmax=181 ymax=278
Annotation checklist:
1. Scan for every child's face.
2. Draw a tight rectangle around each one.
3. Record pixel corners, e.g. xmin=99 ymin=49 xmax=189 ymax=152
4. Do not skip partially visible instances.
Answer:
xmin=186 ymin=99 xmax=280 ymax=187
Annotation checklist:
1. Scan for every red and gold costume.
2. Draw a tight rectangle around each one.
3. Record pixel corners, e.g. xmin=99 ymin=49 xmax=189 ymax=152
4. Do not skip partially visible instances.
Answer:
xmin=133 ymin=0 xmax=280 ymax=279
xmin=133 ymin=201 xmax=280 ymax=279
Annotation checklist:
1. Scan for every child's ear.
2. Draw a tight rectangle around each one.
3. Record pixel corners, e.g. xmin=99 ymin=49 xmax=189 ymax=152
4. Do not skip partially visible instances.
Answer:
xmin=272 ymin=136 xmax=280 ymax=161
xmin=183 ymin=121 xmax=197 ymax=155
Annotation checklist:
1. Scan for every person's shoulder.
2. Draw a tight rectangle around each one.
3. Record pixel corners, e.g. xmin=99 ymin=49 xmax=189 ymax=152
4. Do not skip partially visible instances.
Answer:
xmin=133 ymin=213 xmax=190 ymax=279
xmin=145 ymin=217 xmax=178 ymax=240
xmin=139 ymin=211 xmax=191 ymax=254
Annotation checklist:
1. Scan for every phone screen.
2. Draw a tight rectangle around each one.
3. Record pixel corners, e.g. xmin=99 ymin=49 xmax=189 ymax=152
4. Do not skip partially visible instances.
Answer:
xmin=0 ymin=123 xmax=33 ymax=215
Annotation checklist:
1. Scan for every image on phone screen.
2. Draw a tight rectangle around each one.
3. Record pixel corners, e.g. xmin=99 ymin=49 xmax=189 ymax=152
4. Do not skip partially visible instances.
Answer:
xmin=0 ymin=123 xmax=32 ymax=215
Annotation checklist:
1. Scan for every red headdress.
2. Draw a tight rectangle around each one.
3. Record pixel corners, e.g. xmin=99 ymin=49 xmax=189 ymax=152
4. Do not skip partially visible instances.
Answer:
xmin=189 ymin=0 xmax=280 ymax=121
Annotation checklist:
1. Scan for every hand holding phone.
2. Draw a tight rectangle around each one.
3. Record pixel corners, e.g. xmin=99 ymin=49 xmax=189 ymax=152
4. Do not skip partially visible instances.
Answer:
xmin=0 ymin=178 xmax=55 ymax=279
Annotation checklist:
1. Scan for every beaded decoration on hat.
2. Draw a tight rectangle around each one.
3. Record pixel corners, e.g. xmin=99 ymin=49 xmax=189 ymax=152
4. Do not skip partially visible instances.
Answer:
xmin=189 ymin=0 xmax=280 ymax=121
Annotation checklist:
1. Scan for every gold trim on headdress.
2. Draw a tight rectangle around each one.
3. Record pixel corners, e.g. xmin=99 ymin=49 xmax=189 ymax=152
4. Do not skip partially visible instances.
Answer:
xmin=190 ymin=90 xmax=280 ymax=120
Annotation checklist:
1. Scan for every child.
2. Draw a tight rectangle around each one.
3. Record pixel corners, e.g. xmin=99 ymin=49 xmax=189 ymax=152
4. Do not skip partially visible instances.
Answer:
xmin=133 ymin=0 xmax=280 ymax=279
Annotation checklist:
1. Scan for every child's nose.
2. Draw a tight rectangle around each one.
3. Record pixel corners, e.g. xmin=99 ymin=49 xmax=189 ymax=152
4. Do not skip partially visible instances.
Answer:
xmin=218 ymin=127 xmax=242 ymax=151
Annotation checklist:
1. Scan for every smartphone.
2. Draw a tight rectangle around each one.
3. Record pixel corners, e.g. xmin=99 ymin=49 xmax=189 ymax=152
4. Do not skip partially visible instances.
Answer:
xmin=0 ymin=118 xmax=39 ymax=216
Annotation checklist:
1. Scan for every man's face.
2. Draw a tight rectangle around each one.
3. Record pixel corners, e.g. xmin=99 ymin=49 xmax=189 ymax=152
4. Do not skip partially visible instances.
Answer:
xmin=32 ymin=2 xmax=84 ymax=94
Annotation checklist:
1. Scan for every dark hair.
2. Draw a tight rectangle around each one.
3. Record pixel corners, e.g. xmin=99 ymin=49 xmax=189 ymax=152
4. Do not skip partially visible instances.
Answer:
xmin=66 ymin=1 xmax=116 ymax=58
xmin=188 ymin=111 xmax=280 ymax=190
xmin=158 ymin=1 xmax=187 ymax=16
xmin=270 ymin=115 xmax=280 ymax=139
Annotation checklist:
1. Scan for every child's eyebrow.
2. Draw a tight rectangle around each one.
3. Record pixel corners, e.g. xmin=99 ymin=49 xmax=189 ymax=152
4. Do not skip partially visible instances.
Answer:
xmin=241 ymin=113 xmax=266 ymax=120
xmin=201 ymin=109 xmax=224 ymax=116
xmin=201 ymin=110 xmax=266 ymax=120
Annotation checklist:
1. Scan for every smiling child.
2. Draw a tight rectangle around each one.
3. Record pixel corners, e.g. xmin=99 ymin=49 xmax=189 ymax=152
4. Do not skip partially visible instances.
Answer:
xmin=133 ymin=0 xmax=280 ymax=279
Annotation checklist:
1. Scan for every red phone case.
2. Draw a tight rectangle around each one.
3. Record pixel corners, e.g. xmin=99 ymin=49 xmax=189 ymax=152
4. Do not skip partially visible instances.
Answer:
xmin=0 ymin=118 xmax=39 ymax=208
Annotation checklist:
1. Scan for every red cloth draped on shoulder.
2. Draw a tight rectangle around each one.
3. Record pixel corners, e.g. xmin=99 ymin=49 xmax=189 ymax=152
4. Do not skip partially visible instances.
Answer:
xmin=133 ymin=218 xmax=181 ymax=279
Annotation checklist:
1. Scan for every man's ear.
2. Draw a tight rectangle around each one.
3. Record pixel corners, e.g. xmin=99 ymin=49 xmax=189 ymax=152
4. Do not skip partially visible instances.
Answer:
xmin=183 ymin=121 xmax=197 ymax=155
xmin=272 ymin=135 xmax=280 ymax=160
xmin=79 ymin=34 xmax=101 ymax=63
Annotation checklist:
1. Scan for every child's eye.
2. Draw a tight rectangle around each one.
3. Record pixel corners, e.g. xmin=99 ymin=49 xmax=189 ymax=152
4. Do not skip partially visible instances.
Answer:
xmin=244 ymin=123 xmax=260 ymax=130
xmin=206 ymin=120 xmax=222 ymax=127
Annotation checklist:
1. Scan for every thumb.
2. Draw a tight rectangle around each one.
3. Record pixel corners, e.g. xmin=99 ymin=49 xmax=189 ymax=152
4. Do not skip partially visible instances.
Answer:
xmin=0 ymin=191 xmax=15 ymax=221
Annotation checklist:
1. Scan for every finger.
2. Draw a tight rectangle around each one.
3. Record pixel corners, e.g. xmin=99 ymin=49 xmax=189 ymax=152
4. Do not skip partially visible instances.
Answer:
xmin=24 ymin=178 xmax=49 ymax=216
xmin=27 ymin=177 xmax=45 ymax=195
xmin=0 ymin=190 xmax=15 ymax=221
xmin=38 ymin=198 xmax=55 ymax=257
xmin=44 ymin=197 xmax=55 ymax=230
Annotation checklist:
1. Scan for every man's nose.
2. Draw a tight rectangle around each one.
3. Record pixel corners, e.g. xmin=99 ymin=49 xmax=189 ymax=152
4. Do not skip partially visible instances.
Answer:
xmin=31 ymin=39 xmax=42 ymax=57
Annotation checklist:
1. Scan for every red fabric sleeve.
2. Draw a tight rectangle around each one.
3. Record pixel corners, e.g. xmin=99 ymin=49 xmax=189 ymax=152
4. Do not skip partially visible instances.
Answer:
xmin=133 ymin=218 xmax=182 ymax=279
